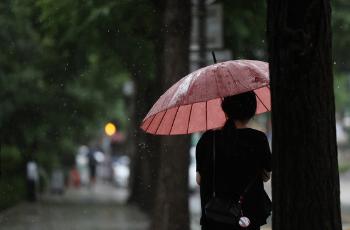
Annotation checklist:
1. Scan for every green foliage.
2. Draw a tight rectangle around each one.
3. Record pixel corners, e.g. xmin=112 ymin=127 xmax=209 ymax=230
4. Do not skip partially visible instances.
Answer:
xmin=334 ymin=74 xmax=350 ymax=114
xmin=0 ymin=177 xmax=25 ymax=210
xmin=1 ymin=0 xmax=161 ymax=208
xmin=221 ymin=0 xmax=267 ymax=59
xmin=339 ymin=161 xmax=350 ymax=174
xmin=333 ymin=1 xmax=350 ymax=115
xmin=0 ymin=0 xmax=158 ymax=209
xmin=333 ymin=0 xmax=350 ymax=70
xmin=1 ymin=146 xmax=21 ymax=173
xmin=0 ymin=145 xmax=25 ymax=210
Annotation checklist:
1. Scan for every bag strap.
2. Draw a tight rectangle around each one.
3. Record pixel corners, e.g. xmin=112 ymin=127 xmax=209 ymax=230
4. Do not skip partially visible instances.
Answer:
xmin=211 ymin=131 xmax=257 ymax=202
xmin=239 ymin=175 xmax=257 ymax=203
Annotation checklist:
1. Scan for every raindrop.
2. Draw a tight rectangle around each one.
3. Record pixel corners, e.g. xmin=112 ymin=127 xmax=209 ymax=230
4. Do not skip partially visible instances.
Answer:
xmin=262 ymin=40 xmax=265 ymax=43
xmin=334 ymin=61 xmax=337 ymax=65
xmin=138 ymin=142 xmax=147 ymax=149
xmin=337 ymin=85 xmax=340 ymax=89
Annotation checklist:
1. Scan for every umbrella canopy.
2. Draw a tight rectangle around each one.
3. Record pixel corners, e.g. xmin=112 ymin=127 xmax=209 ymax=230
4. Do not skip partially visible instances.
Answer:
xmin=141 ymin=60 xmax=270 ymax=135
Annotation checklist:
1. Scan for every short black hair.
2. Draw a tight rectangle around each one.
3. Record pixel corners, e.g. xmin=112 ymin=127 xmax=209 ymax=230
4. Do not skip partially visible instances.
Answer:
xmin=221 ymin=91 xmax=257 ymax=122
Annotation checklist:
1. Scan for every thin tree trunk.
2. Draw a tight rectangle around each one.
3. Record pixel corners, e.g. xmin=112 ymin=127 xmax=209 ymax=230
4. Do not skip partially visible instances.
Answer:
xmin=128 ymin=66 xmax=161 ymax=211
xmin=267 ymin=0 xmax=342 ymax=229
xmin=128 ymin=1 xmax=165 ymax=212
xmin=198 ymin=0 xmax=207 ymax=68
xmin=151 ymin=0 xmax=191 ymax=229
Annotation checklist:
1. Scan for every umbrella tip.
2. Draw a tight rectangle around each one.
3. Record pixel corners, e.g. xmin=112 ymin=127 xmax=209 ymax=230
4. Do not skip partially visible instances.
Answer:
xmin=211 ymin=51 xmax=217 ymax=64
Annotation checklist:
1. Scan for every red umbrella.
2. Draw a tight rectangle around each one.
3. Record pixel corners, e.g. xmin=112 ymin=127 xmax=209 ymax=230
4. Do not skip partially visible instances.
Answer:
xmin=141 ymin=60 xmax=270 ymax=135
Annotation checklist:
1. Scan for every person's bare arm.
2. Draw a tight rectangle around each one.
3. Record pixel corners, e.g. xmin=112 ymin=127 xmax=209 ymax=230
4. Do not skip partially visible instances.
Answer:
xmin=196 ymin=172 xmax=201 ymax=185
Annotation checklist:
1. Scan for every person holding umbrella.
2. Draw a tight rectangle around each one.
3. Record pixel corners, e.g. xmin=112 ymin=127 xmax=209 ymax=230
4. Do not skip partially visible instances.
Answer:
xmin=141 ymin=59 xmax=272 ymax=229
xmin=196 ymin=91 xmax=271 ymax=230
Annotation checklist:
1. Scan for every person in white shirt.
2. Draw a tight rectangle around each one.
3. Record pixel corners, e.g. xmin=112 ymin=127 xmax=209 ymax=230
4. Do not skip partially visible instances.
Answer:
xmin=26 ymin=160 xmax=39 ymax=201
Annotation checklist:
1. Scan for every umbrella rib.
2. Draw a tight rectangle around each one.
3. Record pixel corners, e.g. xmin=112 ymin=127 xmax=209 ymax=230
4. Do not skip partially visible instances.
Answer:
xmin=145 ymin=115 xmax=157 ymax=133
xmin=169 ymin=106 xmax=180 ymax=135
xmin=235 ymin=73 xmax=250 ymax=91
xmin=205 ymin=101 xmax=208 ymax=131
xmin=226 ymin=68 xmax=249 ymax=93
xmin=155 ymin=110 xmax=167 ymax=134
xmin=226 ymin=67 xmax=270 ymax=112
xmin=186 ymin=104 xmax=194 ymax=134
xmin=213 ymin=65 xmax=222 ymax=98
xmin=255 ymin=91 xmax=270 ymax=112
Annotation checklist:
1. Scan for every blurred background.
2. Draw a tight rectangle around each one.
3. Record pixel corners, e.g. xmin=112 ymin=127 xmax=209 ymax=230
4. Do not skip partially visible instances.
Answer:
xmin=1 ymin=0 xmax=350 ymax=229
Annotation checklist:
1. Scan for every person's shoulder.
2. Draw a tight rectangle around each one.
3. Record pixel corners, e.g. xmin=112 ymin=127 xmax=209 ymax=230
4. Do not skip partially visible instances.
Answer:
xmin=200 ymin=129 xmax=214 ymax=140
xmin=245 ymin=128 xmax=268 ymax=139
xmin=198 ymin=129 xmax=218 ymax=144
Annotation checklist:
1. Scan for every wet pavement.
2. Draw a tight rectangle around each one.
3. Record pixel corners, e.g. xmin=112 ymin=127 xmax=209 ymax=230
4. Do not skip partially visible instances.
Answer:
xmin=1 ymin=174 xmax=350 ymax=230
xmin=0 ymin=183 xmax=149 ymax=230
xmin=0 ymin=202 xmax=148 ymax=230
xmin=341 ymin=171 xmax=350 ymax=230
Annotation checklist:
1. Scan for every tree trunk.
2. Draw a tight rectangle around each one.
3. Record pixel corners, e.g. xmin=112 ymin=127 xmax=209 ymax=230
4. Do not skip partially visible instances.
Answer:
xmin=128 ymin=69 xmax=161 ymax=211
xmin=267 ymin=0 xmax=342 ymax=229
xmin=151 ymin=1 xmax=191 ymax=230
xmin=128 ymin=1 xmax=165 ymax=212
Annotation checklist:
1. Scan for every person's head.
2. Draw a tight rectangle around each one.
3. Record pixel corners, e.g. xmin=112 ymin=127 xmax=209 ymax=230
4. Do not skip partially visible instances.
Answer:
xmin=221 ymin=91 xmax=257 ymax=126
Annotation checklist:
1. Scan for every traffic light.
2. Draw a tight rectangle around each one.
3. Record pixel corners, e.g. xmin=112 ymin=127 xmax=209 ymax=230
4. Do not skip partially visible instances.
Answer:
xmin=104 ymin=122 xmax=117 ymax=136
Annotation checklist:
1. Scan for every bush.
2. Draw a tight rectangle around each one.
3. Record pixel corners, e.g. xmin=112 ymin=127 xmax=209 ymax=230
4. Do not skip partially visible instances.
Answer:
xmin=0 ymin=146 xmax=25 ymax=210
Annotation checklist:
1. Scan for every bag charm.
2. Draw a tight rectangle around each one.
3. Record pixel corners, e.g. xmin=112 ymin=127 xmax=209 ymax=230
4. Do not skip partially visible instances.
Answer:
xmin=238 ymin=197 xmax=250 ymax=228
xmin=239 ymin=216 xmax=250 ymax=228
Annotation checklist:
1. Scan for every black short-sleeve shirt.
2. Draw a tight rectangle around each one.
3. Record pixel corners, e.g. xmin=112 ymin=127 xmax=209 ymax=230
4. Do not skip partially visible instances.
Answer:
xmin=196 ymin=128 xmax=272 ymax=226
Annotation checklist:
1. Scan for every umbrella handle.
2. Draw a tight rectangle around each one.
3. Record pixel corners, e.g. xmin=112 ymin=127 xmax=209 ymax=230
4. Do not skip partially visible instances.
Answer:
xmin=211 ymin=51 xmax=217 ymax=64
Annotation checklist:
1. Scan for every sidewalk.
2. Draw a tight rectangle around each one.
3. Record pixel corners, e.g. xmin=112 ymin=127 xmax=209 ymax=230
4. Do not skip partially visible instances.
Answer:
xmin=0 ymin=182 xmax=149 ymax=230
xmin=1 ymin=179 xmax=350 ymax=230
xmin=341 ymin=171 xmax=350 ymax=230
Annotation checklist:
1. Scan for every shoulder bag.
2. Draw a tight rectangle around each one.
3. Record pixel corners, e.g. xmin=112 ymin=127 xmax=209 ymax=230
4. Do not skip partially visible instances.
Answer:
xmin=204 ymin=132 xmax=256 ymax=226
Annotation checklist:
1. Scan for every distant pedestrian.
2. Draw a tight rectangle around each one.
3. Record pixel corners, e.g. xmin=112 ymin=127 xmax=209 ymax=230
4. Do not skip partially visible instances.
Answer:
xmin=196 ymin=91 xmax=272 ymax=230
xmin=88 ymin=150 xmax=97 ymax=185
xmin=26 ymin=160 xmax=39 ymax=201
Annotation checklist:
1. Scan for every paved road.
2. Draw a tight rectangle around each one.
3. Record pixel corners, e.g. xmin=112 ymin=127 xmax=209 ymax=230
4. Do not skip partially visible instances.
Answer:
xmin=0 ymin=183 xmax=149 ymax=230
xmin=1 ymin=176 xmax=350 ymax=230
xmin=0 ymin=202 xmax=148 ymax=230
xmin=0 ymin=183 xmax=200 ymax=230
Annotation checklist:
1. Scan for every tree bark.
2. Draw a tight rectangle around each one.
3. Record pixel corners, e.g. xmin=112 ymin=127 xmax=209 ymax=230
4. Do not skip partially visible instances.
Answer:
xmin=128 ymin=0 xmax=165 ymax=212
xmin=267 ymin=0 xmax=342 ymax=229
xmin=128 ymin=65 xmax=161 ymax=211
xmin=151 ymin=1 xmax=191 ymax=230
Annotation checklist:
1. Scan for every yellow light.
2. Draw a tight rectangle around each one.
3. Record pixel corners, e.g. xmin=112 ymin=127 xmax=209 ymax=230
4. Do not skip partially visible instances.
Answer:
xmin=105 ymin=122 xmax=117 ymax=136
